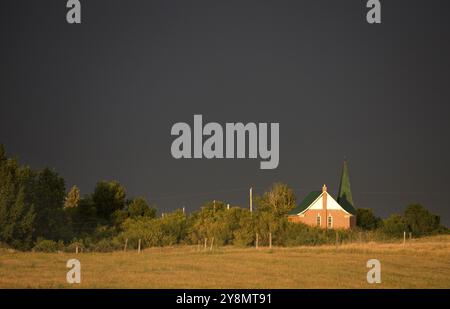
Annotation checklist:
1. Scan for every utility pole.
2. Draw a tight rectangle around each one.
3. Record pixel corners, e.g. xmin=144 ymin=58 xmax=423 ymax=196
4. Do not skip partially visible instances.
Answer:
xmin=250 ymin=187 xmax=253 ymax=213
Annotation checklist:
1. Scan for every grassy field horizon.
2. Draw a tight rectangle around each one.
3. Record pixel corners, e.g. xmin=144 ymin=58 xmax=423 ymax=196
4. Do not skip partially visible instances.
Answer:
xmin=0 ymin=235 xmax=449 ymax=288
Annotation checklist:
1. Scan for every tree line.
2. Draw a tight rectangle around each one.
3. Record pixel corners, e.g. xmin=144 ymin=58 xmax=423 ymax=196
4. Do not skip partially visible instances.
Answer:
xmin=0 ymin=144 xmax=447 ymax=252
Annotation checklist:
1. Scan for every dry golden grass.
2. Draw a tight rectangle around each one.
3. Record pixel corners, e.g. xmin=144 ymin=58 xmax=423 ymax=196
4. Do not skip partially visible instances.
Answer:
xmin=0 ymin=235 xmax=449 ymax=288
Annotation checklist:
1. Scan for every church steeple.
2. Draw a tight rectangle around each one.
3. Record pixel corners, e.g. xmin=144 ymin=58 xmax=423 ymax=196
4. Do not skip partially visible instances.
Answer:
xmin=337 ymin=159 xmax=356 ymax=214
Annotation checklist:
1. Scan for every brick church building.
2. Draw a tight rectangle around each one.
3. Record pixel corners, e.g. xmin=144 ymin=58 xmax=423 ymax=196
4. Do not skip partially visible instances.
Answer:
xmin=288 ymin=160 xmax=357 ymax=229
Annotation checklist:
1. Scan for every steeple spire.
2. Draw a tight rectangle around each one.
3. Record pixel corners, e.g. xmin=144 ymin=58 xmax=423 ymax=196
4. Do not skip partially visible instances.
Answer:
xmin=337 ymin=159 xmax=356 ymax=214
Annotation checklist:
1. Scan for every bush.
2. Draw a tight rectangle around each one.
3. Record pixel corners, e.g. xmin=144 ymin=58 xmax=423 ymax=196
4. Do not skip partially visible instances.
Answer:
xmin=91 ymin=239 xmax=122 ymax=252
xmin=33 ymin=238 xmax=61 ymax=252
xmin=356 ymin=208 xmax=382 ymax=230
xmin=119 ymin=209 xmax=189 ymax=248
xmin=403 ymin=204 xmax=441 ymax=236
xmin=381 ymin=214 xmax=406 ymax=237
xmin=64 ymin=239 xmax=85 ymax=253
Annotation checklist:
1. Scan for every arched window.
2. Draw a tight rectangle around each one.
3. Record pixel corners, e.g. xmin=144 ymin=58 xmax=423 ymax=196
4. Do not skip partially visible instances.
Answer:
xmin=328 ymin=215 xmax=333 ymax=229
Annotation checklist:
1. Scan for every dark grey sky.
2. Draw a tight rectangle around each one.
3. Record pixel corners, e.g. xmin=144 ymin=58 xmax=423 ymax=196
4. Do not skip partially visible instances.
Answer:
xmin=1 ymin=0 xmax=449 ymax=225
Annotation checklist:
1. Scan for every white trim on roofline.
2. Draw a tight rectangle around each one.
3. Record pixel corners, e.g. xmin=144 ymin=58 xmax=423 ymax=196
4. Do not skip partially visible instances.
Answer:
xmin=294 ymin=192 xmax=353 ymax=216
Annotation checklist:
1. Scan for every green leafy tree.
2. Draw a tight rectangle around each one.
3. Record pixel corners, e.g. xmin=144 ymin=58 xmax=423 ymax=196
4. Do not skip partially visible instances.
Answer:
xmin=403 ymin=204 xmax=441 ymax=236
xmin=255 ymin=182 xmax=296 ymax=216
xmin=64 ymin=185 xmax=80 ymax=209
xmin=119 ymin=209 xmax=187 ymax=248
xmin=68 ymin=196 xmax=97 ymax=236
xmin=381 ymin=214 xmax=406 ymax=236
xmin=252 ymin=183 xmax=296 ymax=245
xmin=0 ymin=145 xmax=36 ymax=249
xmin=232 ymin=209 xmax=254 ymax=246
xmin=128 ymin=197 xmax=156 ymax=218
xmin=92 ymin=181 xmax=126 ymax=221
xmin=356 ymin=208 xmax=382 ymax=230
xmin=188 ymin=200 xmax=237 ymax=245
xmin=32 ymin=167 xmax=70 ymax=241
xmin=112 ymin=197 xmax=157 ymax=228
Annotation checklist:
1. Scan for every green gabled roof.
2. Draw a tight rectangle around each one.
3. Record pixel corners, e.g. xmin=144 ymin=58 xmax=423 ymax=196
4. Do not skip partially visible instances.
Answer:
xmin=289 ymin=191 xmax=322 ymax=215
xmin=338 ymin=197 xmax=357 ymax=215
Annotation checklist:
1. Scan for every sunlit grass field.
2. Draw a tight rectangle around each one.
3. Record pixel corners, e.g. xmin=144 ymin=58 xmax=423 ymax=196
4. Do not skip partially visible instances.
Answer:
xmin=0 ymin=235 xmax=449 ymax=288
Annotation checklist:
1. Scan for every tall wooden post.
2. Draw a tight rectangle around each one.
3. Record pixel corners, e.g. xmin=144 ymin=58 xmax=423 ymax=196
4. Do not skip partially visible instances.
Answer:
xmin=204 ymin=238 xmax=208 ymax=250
xmin=255 ymin=233 xmax=259 ymax=249
xmin=250 ymin=187 xmax=253 ymax=213
xmin=210 ymin=237 xmax=214 ymax=251
xmin=138 ymin=239 xmax=141 ymax=253
xmin=269 ymin=233 xmax=272 ymax=249
xmin=403 ymin=231 xmax=406 ymax=246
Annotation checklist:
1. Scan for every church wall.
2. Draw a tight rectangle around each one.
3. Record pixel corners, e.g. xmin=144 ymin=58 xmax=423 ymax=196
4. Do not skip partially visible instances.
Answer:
xmin=288 ymin=209 xmax=353 ymax=229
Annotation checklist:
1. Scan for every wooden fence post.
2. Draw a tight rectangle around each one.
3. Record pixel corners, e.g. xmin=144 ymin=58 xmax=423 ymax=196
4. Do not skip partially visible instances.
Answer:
xmin=124 ymin=238 xmax=128 ymax=252
xmin=204 ymin=238 xmax=208 ymax=251
xmin=269 ymin=233 xmax=272 ymax=249
xmin=210 ymin=237 xmax=214 ymax=251
xmin=255 ymin=233 xmax=259 ymax=249
xmin=403 ymin=231 xmax=406 ymax=246
xmin=138 ymin=239 xmax=141 ymax=253
xmin=76 ymin=245 xmax=79 ymax=254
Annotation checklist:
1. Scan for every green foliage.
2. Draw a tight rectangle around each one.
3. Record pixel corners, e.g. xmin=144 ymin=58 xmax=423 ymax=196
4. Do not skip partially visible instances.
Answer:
xmin=356 ymin=208 xmax=382 ymax=230
xmin=403 ymin=204 xmax=441 ymax=236
xmin=255 ymin=211 xmax=287 ymax=246
xmin=91 ymin=238 xmax=122 ymax=252
xmin=64 ymin=185 xmax=80 ymax=209
xmin=33 ymin=238 xmax=63 ymax=253
xmin=127 ymin=197 xmax=156 ymax=219
xmin=1 ymin=144 xmax=448 ymax=251
xmin=160 ymin=210 xmax=188 ymax=245
xmin=188 ymin=201 xmax=253 ymax=246
xmin=32 ymin=168 xmax=70 ymax=241
xmin=282 ymin=223 xmax=329 ymax=246
xmin=381 ymin=214 xmax=406 ymax=236
xmin=92 ymin=181 xmax=126 ymax=221
xmin=64 ymin=239 xmax=85 ymax=253
xmin=119 ymin=209 xmax=188 ymax=248
xmin=0 ymin=145 xmax=36 ymax=250
xmin=67 ymin=197 xmax=97 ymax=236
xmin=255 ymin=183 xmax=296 ymax=216
xmin=232 ymin=210 xmax=254 ymax=247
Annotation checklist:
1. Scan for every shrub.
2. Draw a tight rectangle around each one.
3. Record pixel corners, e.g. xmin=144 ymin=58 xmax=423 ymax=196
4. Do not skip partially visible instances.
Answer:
xmin=403 ymin=204 xmax=441 ymax=236
xmin=356 ymin=208 xmax=382 ymax=230
xmin=33 ymin=238 xmax=60 ymax=252
xmin=381 ymin=214 xmax=406 ymax=237
xmin=64 ymin=239 xmax=85 ymax=253
xmin=91 ymin=239 xmax=122 ymax=252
